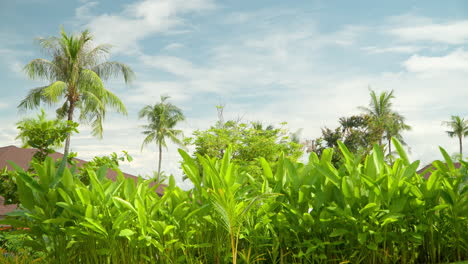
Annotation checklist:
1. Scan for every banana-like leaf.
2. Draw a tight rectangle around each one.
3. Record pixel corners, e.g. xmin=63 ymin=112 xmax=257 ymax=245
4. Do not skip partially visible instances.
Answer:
xmin=392 ymin=137 xmax=410 ymax=166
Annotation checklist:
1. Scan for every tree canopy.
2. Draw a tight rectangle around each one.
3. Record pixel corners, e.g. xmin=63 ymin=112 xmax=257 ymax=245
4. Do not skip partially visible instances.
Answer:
xmin=187 ymin=120 xmax=303 ymax=177
xmin=16 ymin=109 xmax=78 ymax=162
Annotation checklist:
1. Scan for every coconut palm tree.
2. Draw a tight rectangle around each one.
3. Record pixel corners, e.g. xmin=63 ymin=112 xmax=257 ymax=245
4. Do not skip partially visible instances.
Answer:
xmin=442 ymin=115 xmax=468 ymax=158
xmin=359 ymin=89 xmax=411 ymax=159
xmin=18 ymin=28 xmax=134 ymax=155
xmin=139 ymin=95 xmax=185 ymax=182
xmin=359 ymin=89 xmax=395 ymax=146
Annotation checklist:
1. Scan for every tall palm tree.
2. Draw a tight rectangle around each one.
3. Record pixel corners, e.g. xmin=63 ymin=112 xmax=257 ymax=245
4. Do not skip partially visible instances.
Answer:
xmin=359 ymin=89 xmax=411 ymax=159
xmin=139 ymin=95 xmax=185 ymax=182
xmin=359 ymin=89 xmax=395 ymax=146
xmin=18 ymin=28 xmax=134 ymax=155
xmin=442 ymin=115 xmax=468 ymax=158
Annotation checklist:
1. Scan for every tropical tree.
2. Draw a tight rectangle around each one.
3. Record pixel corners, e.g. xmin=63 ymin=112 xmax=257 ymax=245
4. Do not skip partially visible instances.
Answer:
xmin=310 ymin=114 xmax=379 ymax=164
xmin=16 ymin=109 xmax=78 ymax=162
xmin=189 ymin=120 xmax=303 ymax=177
xmin=359 ymin=89 xmax=395 ymax=146
xmin=442 ymin=115 xmax=468 ymax=158
xmin=18 ymin=28 xmax=134 ymax=155
xmin=359 ymin=89 xmax=410 ymax=158
xmin=139 ymin=95 xmax=185 ymax=181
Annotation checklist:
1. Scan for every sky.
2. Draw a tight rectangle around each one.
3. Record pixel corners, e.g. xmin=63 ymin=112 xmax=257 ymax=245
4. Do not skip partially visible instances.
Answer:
xmin=1 ymin=0 xmax=468 ymax=188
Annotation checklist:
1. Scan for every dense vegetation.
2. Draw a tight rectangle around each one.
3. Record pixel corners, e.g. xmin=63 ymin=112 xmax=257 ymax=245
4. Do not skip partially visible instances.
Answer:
xmin=1 ymin=28 xmax=467 ymax=264
xmin=0 ymin=139 xmax=466 ymax=263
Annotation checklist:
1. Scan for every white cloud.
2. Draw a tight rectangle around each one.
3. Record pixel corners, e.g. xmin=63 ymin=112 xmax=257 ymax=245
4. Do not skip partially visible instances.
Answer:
xmin=79 ymin=0 xmax=216 ymax=54
xmin=389 ymin=19 xmax=468 ymax=44
xmin=362 ymin=45 xmax=422 ymax=54
xmin=140 ymin=55 xmax=196 ymax=78
xmin=124 ymin=81 xmax=192 ymax=105
xmin=403 ymin=49 xmax=468 ymax=73
xmin=163 ymin=43 xmax=184 ymax=51
xmin=327 ymin=25 xmax=367 ymax=46
xmin=0 ymin=48 xmax=29 ymax=75
xmin=75 ymin=1 xmax=97 ymax=20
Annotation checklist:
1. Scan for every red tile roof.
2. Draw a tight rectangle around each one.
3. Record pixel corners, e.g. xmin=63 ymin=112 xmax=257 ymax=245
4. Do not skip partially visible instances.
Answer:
xmin=0 ymin=145 xmax=166 ymax=216
xmin=417 ymin=162 xmax=462 ymax=179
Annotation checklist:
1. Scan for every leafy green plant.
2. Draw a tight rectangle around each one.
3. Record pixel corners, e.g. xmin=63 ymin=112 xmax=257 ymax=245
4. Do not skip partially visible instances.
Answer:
xmin=1 ymin=139 xmax=466 ymax=263
xmin=188 ymin=120 xmax=303 ymax=178
xmin=16 ymin=109 xmax=78 ymax=162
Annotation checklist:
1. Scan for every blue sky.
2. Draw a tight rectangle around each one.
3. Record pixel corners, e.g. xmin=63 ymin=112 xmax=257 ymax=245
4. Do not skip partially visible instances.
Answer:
xmin=1 ymin=0 xmax=468 ymax=187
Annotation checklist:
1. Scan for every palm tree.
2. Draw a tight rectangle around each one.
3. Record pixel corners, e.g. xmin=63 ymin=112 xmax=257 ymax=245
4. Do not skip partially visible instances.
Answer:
xmin=139 ymin=95 xmax=185 ymax=182
xmin=359 ymin=89 xmax=411 ymax=159
xmin=359 ymin=89 xmax=395 ymax=146
xmin=442 ymin=115 xmax=468 ymax=158
xmin=18 ymin=28 xmax=134 ymax=155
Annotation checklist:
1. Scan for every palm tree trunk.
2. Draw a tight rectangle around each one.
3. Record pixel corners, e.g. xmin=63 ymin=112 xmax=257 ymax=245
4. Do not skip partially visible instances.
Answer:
xmin=459 ymin=136 xmax=463 ymax=158
xmin=157 ymin=142 xmax=162 ymax=183
xmin=63 ymin=101 xmax=75 ymax=155
xmin=388 ymin=137 xmax=392 ymax=158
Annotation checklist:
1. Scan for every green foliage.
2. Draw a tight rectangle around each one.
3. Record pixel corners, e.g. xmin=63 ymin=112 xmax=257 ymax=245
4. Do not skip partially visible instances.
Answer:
xmin=1 ymin=140 xmax=467 ymax=263
xmin=359 ymin=89 xmax=411 ymax=158
xmin=180 ymin=147 xmax=278 ymax=264
xmin=15 ymin=109 xmax=78 ymax=162
xmin=77 ymin=151 xmax=133 ymax=184
xmin=0 ymin=229 xmax=45 ymax=261
xmin=188 ymin=120 xmax=303 ymax=177
xmin=310 ymin=115 xmax=379 ymax=164
xmin=0 ymin=168 xmax=18 ymax=205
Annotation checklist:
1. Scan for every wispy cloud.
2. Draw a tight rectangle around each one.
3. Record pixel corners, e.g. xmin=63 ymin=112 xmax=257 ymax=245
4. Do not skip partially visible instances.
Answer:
xmin=75 ymin=1 xmax=98 ymax=20
xmin=77 ymin=0 xmax=216 ymax=54
xmin=163 ymin=43 xmax=184 ymax=51
xmin=362 ymin=45 xmax=422 ymax=54
xmin=388 ymin=18 xmax=468 ymax=44
xmin=0 ymin=48 xmax=29 ymax=76
xmin=403 ymin=49 xmax=468 ymax=73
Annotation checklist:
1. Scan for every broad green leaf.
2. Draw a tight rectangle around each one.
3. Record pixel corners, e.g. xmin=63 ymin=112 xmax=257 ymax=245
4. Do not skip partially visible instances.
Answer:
xmin=119 ymin=229 xmax=136 ymax=237
xmin=359 ymin=203 xmax=378 ymax=215
xmin=439 ymin=147 xmax=455 ymax=171
xmin=260 ymin=157 xmax=273 ymax=180
xmin=392 ymin=138 xmax=410 ymax=165
xmin=112 ymin=197 xmax=138 ymax=214
xmin=427 ymin=171 xmax=440 ymax=191
xmin=341 ymin=176 xmax=353 ymax=198
xmin=330 ymin=228 xmax=348 ymax=237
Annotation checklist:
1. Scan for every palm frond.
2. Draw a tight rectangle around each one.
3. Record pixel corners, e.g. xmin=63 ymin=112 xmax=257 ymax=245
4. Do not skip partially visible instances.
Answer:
xmin=102 ymin=89 xmax=127 ymax=115
xmin=18 ymin=86 xmax=52 ymax=111
xmin=56 ymin=101 xmax=69 ymax=119
xmin=24 ymin=59 xmax=60 ymax=81
xmin=42 ymin=81 xmax=67 ymax=103
xmin=92 ymin=61 xmax=135 ymax=83
xmin=141 ymin=132 xmax=157 ymax=151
